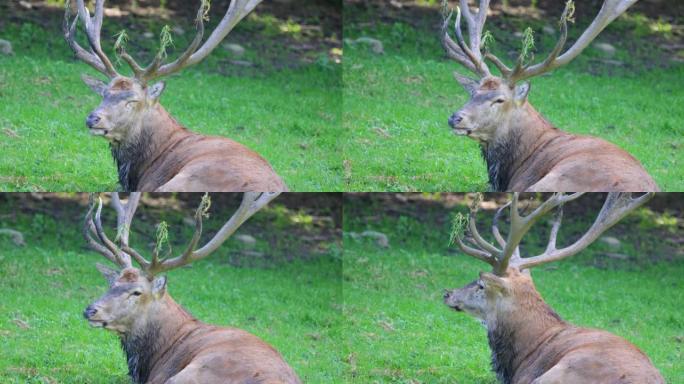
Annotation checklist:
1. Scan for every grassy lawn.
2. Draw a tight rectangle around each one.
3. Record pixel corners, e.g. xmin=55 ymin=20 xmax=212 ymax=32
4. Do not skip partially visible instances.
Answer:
xmin=0 ymin=3 xmax=342 ymax=191
xmin=0 ymin=194 xmax=343 ymax=383
xmin=342 ymin=194 xmax=684 ymax=383
xmin=343 ymin=3 xmax=684 ymax=191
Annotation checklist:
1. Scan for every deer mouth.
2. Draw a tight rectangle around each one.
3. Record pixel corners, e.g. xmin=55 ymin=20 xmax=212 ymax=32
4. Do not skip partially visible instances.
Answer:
xmin=452 ymin=127 xmax=473 ymax=136
xmin=89 ymin=128 xmax=109 ymax=137
xmin=87 ymin=319 xmax=108 ymax=328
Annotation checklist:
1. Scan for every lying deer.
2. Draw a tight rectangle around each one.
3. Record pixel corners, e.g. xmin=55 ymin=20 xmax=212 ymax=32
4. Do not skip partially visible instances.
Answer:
xmin=442 ymin=0 xmax=659 ymax=191
xmin=64 ymin=0 xmax=287 ymax=192
xmin=82 ymin=192 xmax=301 ymax=384
xmin=443 ymin=193 xmax=664 ymax=383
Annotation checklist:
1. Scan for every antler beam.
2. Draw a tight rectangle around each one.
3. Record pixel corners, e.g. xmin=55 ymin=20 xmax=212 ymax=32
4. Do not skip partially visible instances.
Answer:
xmin=453 ymin=193 xmax=653 ymax=276
xmin=84 ymin=192 xmax=279 ymax=277
xmin=442 ymin=0 xmax=492 ymax=77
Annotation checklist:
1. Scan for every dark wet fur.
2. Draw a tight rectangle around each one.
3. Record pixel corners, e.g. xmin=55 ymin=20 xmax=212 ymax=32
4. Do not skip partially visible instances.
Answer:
xmin=121 ymin=321 xmax=162 ymax=384
xmin=481 ymin=130 xmax=521 ymax=191
xmin=488 ymin=324 xmax=517 ymax=384
xmin=110 ymin=130 xmax=152 ymax=191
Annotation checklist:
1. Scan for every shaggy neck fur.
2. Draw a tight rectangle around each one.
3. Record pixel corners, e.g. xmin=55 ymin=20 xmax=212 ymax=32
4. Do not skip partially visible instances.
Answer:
xmin=486 ymin=279 xmax=565 ymax=384
xmin=480 ymin=103 xmax=557 ymax=191
xmin=120 ymin=295 xmax=196 ymax=384
xmin=110 ymin=105 xmax=185 ymax=191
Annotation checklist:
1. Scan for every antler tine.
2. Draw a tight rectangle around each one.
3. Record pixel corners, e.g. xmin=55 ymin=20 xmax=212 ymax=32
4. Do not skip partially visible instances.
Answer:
xmin=514 ymin=192 xmax=654 ymax=270
xmin=505 ymin=0 xmax=638 ymax=84
xmin=110 ymin=193 xmax=150 ymax=269
xmin=467 ymin=196 xmax=501 ymax=255
xmin=441 ymin=0 xmax=491 ymax=77
xmin=145 ymin=192 xmax=279 ymax=276
xmin=491 ymin=200 xmax=510 ymax=248
xmin=494 ymin=193 xmax=584 ymax=275
xmin=83 ymin=194 xmax=132 ymax=268
xmin=136 ymin=0 xmax=263 ymax=82
xmin=69 ymin=0 xmax=119 ymax=78
xmin=64 ymin=0 xmax=111 ymax=77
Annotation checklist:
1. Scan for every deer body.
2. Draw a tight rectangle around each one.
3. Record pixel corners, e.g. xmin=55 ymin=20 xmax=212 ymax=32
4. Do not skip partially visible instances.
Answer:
xmin=108 ymin=102 xmax=287 ymax=192
xmin=85 ymin=267 xmax=301 ymax=384
xmin=82 ymin=193 xmax=301 ymax=383
xmin=445 ymin=192 xmax=664 ymax=383
xmin=442 ymin=0 xmax=658 ymax=192
xmin=476 ymin=101 xmax=659 ymax=192
xmin=66 ymin=0 xmax=287 ymax=192
xmin=446 ymin=269 xmax=664 ymax=384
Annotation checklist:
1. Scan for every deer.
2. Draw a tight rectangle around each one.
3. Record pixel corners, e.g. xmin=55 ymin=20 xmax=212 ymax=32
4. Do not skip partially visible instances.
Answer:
xmin=63 ymin=0 xmax=288 ymax=192
xmin=82 ymin=192 xmax=302 ymax=384
xmin=442 ymin=0 xmax=659 ymax=192
xmin=443 ymin=192 xmax=665 ymax=384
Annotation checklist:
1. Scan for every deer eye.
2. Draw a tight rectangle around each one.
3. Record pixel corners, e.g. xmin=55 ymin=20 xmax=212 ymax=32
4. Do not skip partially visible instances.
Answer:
xmin=493 ymin=98 xmax=505 ymax=104
xmin=131 ymin=291 xmax=142 ymax=296
xmin=477 ymin=281 xmax=485 ymax=289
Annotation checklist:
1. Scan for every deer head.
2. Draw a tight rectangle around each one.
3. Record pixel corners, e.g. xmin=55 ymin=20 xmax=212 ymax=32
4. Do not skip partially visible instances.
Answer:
xmin=443 ymin=193 xmax=654 ymax=321
xmin=442 ymin=0 xmax=639 ymax=143
xmin=82 ymin=192 xmax=279 ymax=334
xmin=64 ymin=0 xmax=262 ymax=143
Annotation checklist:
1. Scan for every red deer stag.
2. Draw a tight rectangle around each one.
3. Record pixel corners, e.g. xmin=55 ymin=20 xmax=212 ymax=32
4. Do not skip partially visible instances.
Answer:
xmin=64 ymin=0 xmax=287 ymax=192
xmin=442 ymin=1 xmax=659 ymax=192
xmin=82 ymin=192 xmax=301 ymax=384
xmin=443 ymin=192 xmax=664 ymax=383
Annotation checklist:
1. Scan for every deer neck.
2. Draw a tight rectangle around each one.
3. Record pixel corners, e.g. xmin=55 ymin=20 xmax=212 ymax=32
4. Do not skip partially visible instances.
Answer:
xmin=482 ymin=103 xmax=558 ymax=191
xmin=121 ymin=294 xmax=196 ymax=384
xmin=110 ymin=104 xmax=188 ymax=191
xmin=486 ymin=282 xmax=566 ymax=384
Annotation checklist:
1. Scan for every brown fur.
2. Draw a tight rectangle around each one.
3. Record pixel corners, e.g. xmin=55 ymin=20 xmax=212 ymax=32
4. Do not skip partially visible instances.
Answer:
xmin=450 ymin=76 xmax=659 ymax=192
xmin=86 ymin=268 xmax=301 ymax=384
xmin=83 ymin=76 xmax=287 ymax=192
xmin=445 ymin=268 xmax=665 ymax=384
xmin=130 ymin=105 xmax=288 ymax=192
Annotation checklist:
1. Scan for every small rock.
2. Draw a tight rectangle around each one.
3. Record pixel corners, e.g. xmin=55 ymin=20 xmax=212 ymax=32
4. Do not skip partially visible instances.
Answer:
xmin=594 ymin=42 xmax=616 ymax=57
xmin=229 ymin=60 xmax=253 ymax=67
xmin=352 ymin=37 xmax=384 ymax=55
xmin=361 ymin=230 xmax=389 ymax=248
xmin=600 ymin=236 xmax=621 ymax=250
xmin=143 ymin=32 xmax=154 ymax=39
xmin=542 ymin=25 xmax=556 ymax=35
xmin=223 ymin=43 xmax=246 ymax=57
xmin=0 ymin=229 xmax=24 ymax=246
xmin=235 ymin=234 xmax=256 ymax=248
xmin=172 ymin=26 xmax=185 ymax=36
xmin=0 ymin=39 xmax=13 ymax=56
xmin=513 ymin=31 xmax=524 ymax=38
xmin=18 ymin=1 xmax=32 ymax=9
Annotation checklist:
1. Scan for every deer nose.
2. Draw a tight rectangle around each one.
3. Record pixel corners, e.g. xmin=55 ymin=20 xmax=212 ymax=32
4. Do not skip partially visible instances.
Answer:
xmin=448 ymin=113 xmax=463 ymax=128
xmin=86 ymin=114 xmax=101 ymax=128
xmin=83 ymin=305 xmax=98 ymax=319
xmin=443 ymin=290 xmax=451 ymax=299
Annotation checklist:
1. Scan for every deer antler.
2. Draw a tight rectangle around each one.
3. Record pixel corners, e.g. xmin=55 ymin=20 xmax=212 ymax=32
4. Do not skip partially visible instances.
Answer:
xmin=84 ymin=192 xmax=279 ymax=276
xmin=65 ymin=0 xmax=263 ymax=83
xmin=453 ymin=193 xmax=654 ymax=276
xmin=64 ymin=0 xmax=119 ymax=78
xmin=443 ymin=0 xmax=639 ymax=84
xmin=442 ymin=0 xmax=491 ymax=77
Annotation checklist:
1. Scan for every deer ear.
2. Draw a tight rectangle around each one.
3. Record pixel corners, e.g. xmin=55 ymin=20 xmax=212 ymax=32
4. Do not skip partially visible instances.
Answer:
xmin=146 ymin=82 xmax=166 ymax=102
xmin=152 ymin=275 xmax=167 ymax=297
xmin=480 ymin=272 xmax=509 ymax=294
xmin=513 ymin=81 xmax=531 ymax=104
xmin=453 ymin=72 xmax=479 ymax=96
xmin=82 ymin=74 xmax=107 ymax=96
xmin=95 ymin=263 xmax=120 ymax=286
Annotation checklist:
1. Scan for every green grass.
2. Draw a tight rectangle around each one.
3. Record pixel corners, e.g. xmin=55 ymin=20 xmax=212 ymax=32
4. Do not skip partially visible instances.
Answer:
xmin=0 ymin=195 xmax=343 ymax=383
xmin=0 ymin=7 xmax=342 ymax=192
xmin=342 ymin=195 xmax=684 ymax=383
xmin=343 ymin=5 xmax=684 ymax=191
